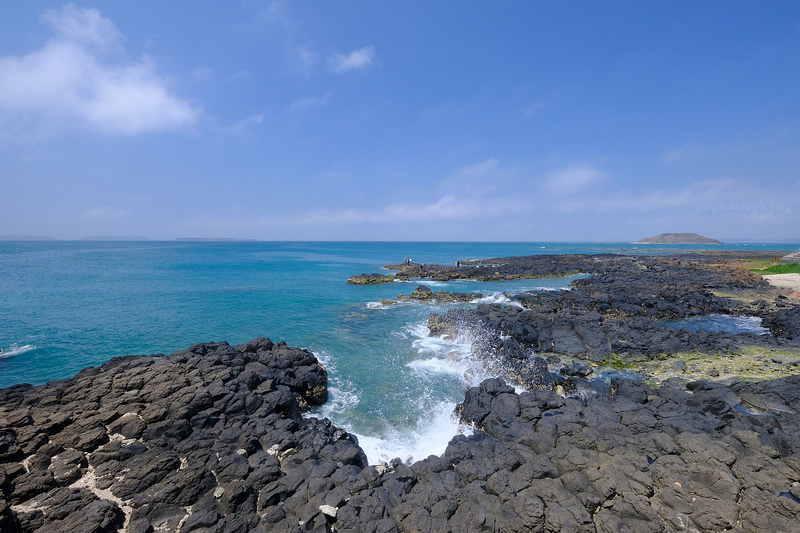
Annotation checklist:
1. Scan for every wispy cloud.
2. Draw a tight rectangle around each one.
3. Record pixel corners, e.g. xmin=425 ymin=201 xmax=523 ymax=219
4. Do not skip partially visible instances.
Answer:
xmin=329 ymin=45 xmax=376 ymax=73
xmin=288 ymin=91 xmax=334 ymax=111
xmin=438 ymin=158 xmax=519 ymax=197
xmin=547 ymin=177 xmax=798 ymax=218
xmin=190 ymin=66 xmax=214 ymax=81
xmin=523 ymin=100 xmax=546 ymax=118
xmin=0 ymin=4 xmax=200 ymax=136
xmin=83 ymin=207 xmax=130 ymax=219
xmin=229 ymin=69 xmax=250 ymax=82
xmin=543 ymin=165 xmax=607 ymax=194
xmin=661 ymin=144 xmax=703 ymax=163
xmin=225 ymin=113 xmax=264 ymax=136
xmin=292 ymin=44 xmax=318 ymax=71
xmin=184 ymin=190 xmax=529 ymax=234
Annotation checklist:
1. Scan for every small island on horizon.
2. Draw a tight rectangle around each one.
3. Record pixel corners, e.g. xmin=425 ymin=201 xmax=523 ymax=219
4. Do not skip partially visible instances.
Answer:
xmin=636 ymin=232 xmax=723 ymax=245
xmin=174 ymin=237 xmax=258 ymax=242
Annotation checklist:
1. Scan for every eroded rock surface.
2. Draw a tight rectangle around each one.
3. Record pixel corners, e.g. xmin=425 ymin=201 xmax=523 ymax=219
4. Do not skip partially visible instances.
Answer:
xmin=0 ymin=338 xmax=366 ymax=532
xmin=427 ymin=255 xmax=799 ymax=378
xmin=2 ymin=338 xmax=800 ymax=532
xmin=395 ymin=286 xmax=484 ymax=304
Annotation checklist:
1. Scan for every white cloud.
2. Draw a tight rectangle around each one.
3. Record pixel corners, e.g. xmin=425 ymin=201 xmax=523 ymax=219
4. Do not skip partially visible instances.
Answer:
xmin=293 ymin=45 xmax=318 ymax=71
xmin=190 ymin=66 xmax=215 ymax=81
xmin=438 ymin=158 xmax=517 ymax=197
xmin=229 ymin=69 xmax=251 ymax=82
xmin=44 ymin=3 xmax=122 ymax=50
xmin=83 ymin=207 xmax=130 ymax=219
xmin=288 ymin=91 xmax=334 ymax=111
xmin=451 ymin=158 xmax=500 ymax=180
xmin=329 ymin=45 xmax=376 ymax=73
xmin=0 ymin=4 xmax=200 ymax=136
xmin=184 ymin=192 xmax=529 ymax=234
xmin=547 ymin=177 xmax=800 ymax=219
xmin=661 ymin=144 xmax=703 ymax=163
xmin=523 ymin=101 xmax=546 ymax=118
xmin=225 ymin=113 xmax=264 ymax=136
xmin=544 ymin=165 xmax=607 ymax=194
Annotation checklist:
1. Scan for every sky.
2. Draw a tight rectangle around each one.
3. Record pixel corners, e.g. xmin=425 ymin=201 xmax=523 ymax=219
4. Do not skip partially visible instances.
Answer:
xmin=1 ymin=1 xmax=799 ymax=242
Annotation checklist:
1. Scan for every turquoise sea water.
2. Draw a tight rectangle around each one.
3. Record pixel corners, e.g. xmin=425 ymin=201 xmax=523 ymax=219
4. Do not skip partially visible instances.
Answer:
xmin=1 ymin=241 xmax=795 ymax=463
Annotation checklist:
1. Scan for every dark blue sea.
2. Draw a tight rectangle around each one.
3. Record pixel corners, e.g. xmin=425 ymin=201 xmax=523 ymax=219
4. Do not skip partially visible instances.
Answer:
xmin=0 ymin=241 xmax=794 ymax=463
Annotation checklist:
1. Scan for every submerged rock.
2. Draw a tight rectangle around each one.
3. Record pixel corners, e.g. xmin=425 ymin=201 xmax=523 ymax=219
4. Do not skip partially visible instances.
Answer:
xmin=396 ymin=285 xmax=484 ymax=304
xmin=347 ymin=273 xmax=395 ymax=284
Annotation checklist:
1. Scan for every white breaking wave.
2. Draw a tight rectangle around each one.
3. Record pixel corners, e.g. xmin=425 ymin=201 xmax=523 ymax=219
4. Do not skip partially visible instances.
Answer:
xmin=397 ymin=280 xmax=450 ymax=287
xmin=407 ymin=322 xmax=493 ymax=388
xmin=314 ymin=385 xmax=360 ymax=420
xmin=407 ymin=357 xmax=466 ymax=377
xmin=354 ymin=401 xmax=473 ymax=465
xmin=309 ymin=350 xmax=360 ymax=421
xmin=0 ymin=344 xmax=36 ymax=359
xmin=474 ymin=292 xmax=527 ymax=309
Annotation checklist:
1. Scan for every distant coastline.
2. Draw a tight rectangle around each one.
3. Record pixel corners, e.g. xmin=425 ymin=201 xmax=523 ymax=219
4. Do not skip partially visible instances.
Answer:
xmin=174 ymin=237 xmax=258 ymax=242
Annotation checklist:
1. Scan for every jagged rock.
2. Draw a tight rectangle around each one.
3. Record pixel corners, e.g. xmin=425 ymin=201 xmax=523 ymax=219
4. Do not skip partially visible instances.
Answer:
xmin=426 ymin=254 xmax=792 ymax=371
xmin=0 ymin=338 xmax=363 ymax=533
xmin=763 ymin=305 xmax=800 ymax=339
xmin=4 ymin=251 xmax=800 ymax=532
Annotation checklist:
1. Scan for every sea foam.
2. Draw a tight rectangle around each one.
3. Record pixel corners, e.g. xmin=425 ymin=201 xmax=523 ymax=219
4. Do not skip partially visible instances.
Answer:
xmin=354 ymin=401 xmax=473 ymax=465
xmin=0 ymin=344 xmax=35 ymax=359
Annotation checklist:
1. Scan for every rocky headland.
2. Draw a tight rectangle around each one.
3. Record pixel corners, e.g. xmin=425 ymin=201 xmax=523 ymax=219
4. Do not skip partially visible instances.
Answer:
xmin=2 ymin=252 xmax=800 ymax=532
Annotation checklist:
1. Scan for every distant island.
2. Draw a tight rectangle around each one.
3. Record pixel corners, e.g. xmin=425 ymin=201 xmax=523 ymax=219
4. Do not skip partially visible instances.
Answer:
xmin=80 ymin=236 xmax=151 ymax=241
xmin=636 ymin=232 xmax=722 ymax=244
xmin=174 ymin=237 xmax=258 ymax=242
xmin=0 ymin=235 xmax=57 ymax=241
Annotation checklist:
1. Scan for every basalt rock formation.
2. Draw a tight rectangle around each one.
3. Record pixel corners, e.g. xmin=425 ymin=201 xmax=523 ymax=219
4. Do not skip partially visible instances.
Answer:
xmin=427 ymin=255 xmax=799 ymax=379
xmin=4 ymin=252 xmax=800 ymax=532
xmin=0 ymin=338 xmax=366 ymax=533
xmin=4 ymin=339 xmax=800 ymax=532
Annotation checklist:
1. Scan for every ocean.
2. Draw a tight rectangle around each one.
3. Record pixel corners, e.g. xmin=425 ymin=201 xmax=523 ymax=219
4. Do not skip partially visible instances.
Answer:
xmin=0 ymin=240 xmax=795 ymax=464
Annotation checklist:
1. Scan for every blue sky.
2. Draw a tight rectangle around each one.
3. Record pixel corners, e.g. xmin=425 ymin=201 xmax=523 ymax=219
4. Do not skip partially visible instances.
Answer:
xmin=1 ymin=1 xmax=799 ymax=241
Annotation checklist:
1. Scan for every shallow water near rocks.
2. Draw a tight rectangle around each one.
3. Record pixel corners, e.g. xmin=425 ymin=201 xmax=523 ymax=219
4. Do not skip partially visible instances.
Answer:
xmin=659 ymin=314 xmax=770 ymax=336
xmin=0 ymin=241 xmax=793 ymax=464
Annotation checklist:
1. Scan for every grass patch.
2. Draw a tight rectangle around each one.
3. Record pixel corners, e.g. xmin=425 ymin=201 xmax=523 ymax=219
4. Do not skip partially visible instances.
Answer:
xmin=760 ymin=262 xmax=800 ymax=275
xmin=742 ymin=258 xmax=778 ymax=271
xmin=605 ymin=353 xmax=636 ymax=369
xmin=743 ymin=258 xmax=800 ymax=274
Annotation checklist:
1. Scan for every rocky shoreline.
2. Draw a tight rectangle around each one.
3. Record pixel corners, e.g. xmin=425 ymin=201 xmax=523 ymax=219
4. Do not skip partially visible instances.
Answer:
xmin=422 ymin=253 xmax=800 ymax=387
xmin=2 ymin=252 xmax=800 ymax=531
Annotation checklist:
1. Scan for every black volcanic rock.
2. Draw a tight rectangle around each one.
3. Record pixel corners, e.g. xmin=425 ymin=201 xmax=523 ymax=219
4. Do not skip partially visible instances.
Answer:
xmin=763 ymin=305 xmax=800 ymax=340
xmin=2 ymin=334 xmax=800 ymax=531
xmin=426 ymin=255 xmax=789 ymax=371
xmin=0 ymin=338 xmax=367 ymax=533
xmin=4 ymin=251 xmax=800 ymax=532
